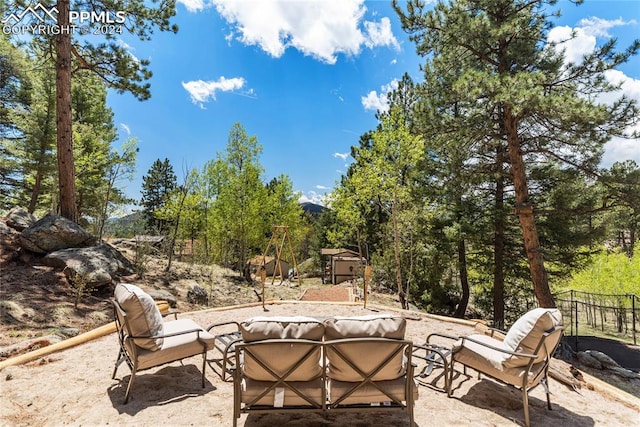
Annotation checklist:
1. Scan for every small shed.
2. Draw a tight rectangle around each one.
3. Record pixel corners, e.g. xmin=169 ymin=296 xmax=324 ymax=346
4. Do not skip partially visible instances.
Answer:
xmin=321 ymin=248 xmax=366 ymax=284
xmin=246 ymin=256 xmax=290 ymax=278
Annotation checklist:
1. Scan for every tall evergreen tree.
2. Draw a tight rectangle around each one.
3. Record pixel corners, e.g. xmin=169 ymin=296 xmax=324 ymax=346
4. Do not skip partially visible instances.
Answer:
xmin=141 ymin=158 xmax=177 ymax=233
xmin=394 ymin=0 xmax=639 ymax=308
xmin=4 ymin=0 xmax=178 ymax=221
xmin=0 ymin=35 xmax=32 ymax=210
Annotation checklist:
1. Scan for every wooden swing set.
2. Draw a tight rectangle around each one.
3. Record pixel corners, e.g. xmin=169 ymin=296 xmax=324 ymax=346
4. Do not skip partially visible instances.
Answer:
xmin=258 ymin=225 xmax=301 ymax=309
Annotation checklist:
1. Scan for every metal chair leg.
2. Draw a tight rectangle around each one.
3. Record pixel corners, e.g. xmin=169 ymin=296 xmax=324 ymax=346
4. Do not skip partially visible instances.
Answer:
xmin=522 ymin=388 xmax=530 ymax=427
xmin=201 ymin=352 xmax=207 ymax=388
xmin=124 ymin=369 xmax=137 ymax=404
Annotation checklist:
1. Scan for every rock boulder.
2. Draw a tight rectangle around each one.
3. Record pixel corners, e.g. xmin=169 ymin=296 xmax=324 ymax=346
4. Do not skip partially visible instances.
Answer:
xmin=19 ymin=214 xmax=96 ymax=254
xmin=43 ymin=243 xmax=135 ymax=287
xmin=4 ymin=207 xmax=37 ymax=231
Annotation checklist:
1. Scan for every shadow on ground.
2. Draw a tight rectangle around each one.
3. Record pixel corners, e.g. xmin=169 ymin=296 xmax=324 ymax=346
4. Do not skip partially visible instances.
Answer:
xmin=107 ymin=364 xmax=215 ymax=415
xmin=458 ymin=381 xmax=595 ymax=427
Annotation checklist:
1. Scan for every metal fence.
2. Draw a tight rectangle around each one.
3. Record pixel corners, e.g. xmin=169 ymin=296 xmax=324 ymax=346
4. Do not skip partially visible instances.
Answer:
xmin=555 ymin=290 xmax=639 ymax=345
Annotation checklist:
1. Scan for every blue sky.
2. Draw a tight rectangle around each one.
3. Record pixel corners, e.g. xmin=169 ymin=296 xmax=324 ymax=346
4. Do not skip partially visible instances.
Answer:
xmin=107 ymin=0 xmax=640 ymax=207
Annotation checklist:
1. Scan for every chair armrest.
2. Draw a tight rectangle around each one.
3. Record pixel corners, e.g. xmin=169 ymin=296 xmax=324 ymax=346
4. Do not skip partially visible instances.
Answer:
xmin=206 ymin=320 xmax=241 ymax=333
xmin=128 ymin=328 xmax=205 ymax=341
xmin=426 ymin=332 xmax=457 ymax=344
xmin=459 ymin=335 xmax=537 ymax=359
xmin=485 ymin=327 xmax=507 ymax=338
xmin=162 ymin=309 xmax=179 ymax=320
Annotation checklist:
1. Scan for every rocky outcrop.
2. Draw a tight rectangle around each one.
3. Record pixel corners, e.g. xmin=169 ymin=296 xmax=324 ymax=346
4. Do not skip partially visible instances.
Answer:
xmin=577 ymin=349 xmax=640 ymax=380
xmin=43 ymin=243 xmax=135 ymax=287
xmin=4 ymin=207 xmax=37 ymax=231
xmin=19 ymin=214 xmax=96 ymax=254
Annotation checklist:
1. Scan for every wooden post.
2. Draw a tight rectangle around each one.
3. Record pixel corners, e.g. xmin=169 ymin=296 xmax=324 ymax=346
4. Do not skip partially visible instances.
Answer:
xmin=260 ymin=267 xmax=267 ymax=310
xmin=364 ymin=265 xmax=372 ymax=309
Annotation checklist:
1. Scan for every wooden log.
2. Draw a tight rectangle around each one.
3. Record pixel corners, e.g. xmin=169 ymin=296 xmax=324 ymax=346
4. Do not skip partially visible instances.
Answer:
xmin=549 ymin=359 xmax=583 ymax=390
xmin=0 ymin=335 xmax=63 ymax=360
xmin=0 ymin=322 xmax=116 ymax=370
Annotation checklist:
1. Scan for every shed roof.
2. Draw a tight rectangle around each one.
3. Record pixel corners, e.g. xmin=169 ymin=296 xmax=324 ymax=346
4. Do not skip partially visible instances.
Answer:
xmin=321 ymin=248 xmax=360 ymax=257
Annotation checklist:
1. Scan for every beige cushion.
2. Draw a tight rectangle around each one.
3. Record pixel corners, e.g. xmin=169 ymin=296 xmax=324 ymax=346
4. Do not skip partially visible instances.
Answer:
xmin=324 ymin=315 xmax=407 ymax=382
xmin=241 ymin=378 xmax=324 ymax=407
xmin=452 ymin=336 xmax=547 ymax=388
xmin=502 ymin=308 xmax=562 ymax=368
xmin=114 ymin=283 xmax=164 ymax=350
xmin=240 ymin=316 xmax=325 ymax=341
xmin=328 ymin=377 xmax=417 ymax=405
xmin=240 ymin=316 xmax=324 ymax=382
xmin=135 ymin=318 xmax=216 ymax=370
xmin=453 ymin=334 xmax=509 ymax=371
xmin=323 ymin=314 xmax=406 ymax=339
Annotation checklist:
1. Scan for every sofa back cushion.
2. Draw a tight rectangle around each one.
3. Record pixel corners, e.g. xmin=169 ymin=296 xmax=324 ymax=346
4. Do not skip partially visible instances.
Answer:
xmin=324 ymin=314 xmax=407 ymax=381
xmin=502 ymin=308 xmax=563 ymax=368
xmin=240 ymin=316 xmax=324 ymax=381
xmin=114 ymin=283 xmax=164 ymax=351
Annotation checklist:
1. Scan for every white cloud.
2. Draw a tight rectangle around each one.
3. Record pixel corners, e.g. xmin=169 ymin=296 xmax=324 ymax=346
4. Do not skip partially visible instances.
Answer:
xmin=547 ymin=17 xmax=636 ymax=66
xmin=333 ymin=152 xmax=349 ymax=161
xmin=361 ymin=79 xmax=398 ymax=113
xmin=364 ymin=17 xmax=399 ymax=50
xmin=315 ymin=185 xmax=329 ymax=190
xmin=547 ymin=18 xmax=640 ymax=167
xmin=120 ymin=123 xmax=131 ymax=135
xmin=598 ymin=69 xmax=640 ymax=105
xmin=117 ymin=39 xmax=140 ymax=64
xmin=547 ymin=26 xmax=595 ymax=65
xmin=182 ymin=76 xmax=246 ymax=107
xmin=601 ymin=133 xmax=640 ymax=168
xmin=178 ymin=0 xmax=208 ymax=12
xmin=578 ymin=17 xmax=636 ymax=38
xmin=298 ymin=190 xmax=328 ymax=205
xmin=212 ymin=0 xmax=399 ymax=64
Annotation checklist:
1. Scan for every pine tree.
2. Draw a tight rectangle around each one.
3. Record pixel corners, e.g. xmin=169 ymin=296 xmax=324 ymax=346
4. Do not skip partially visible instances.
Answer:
xmin=141 ymin=158 xmax=177 ymax=234
xmin=394 ymin=0 xmax=639 ymax=308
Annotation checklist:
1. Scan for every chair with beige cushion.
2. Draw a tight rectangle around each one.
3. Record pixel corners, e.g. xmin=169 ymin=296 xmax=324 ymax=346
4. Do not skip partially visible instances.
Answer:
xmin=233 ymin=316 xmax=326 ymax=427
xmin=323 ymin=314 xmax=417 ymax=426
xmin=112 ymin=283 xmax=216 ymax=403
xmin=437 ymin=308 xmax=563 ymax=427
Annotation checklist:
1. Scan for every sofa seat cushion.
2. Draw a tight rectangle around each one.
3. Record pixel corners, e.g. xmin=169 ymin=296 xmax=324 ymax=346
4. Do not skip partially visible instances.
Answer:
xmin=328 ymin=377 xmax=417 ymax=406
xmin=115 ymin=283 xmax=164 ymax=350
xmin=241 ymin=378 xmax=324 ymax=407
xmin=453 ymin=334 xmax=508 ymax=371
xmin=324 ymin=315 xmax=407 ymax=382
xmin=135 ymin=318 xmax=215 ymax=370
xmin=240 ymin=316 xmax=324 ymax=382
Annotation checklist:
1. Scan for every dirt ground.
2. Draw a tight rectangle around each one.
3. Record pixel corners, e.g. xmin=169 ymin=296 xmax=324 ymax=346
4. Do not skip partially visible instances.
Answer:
xmin=0 ymin=238 xmax=398 ymax=349
xmin=0 ymin=231 xmax=640 ymax=408
xmin=1 ymin=302 xmax=639 ymax=427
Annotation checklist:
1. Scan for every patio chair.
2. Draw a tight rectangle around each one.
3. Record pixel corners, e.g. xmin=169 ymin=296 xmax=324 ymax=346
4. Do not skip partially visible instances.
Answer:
xmin=111 ymin=283 xmax=216 ymax=403
xmin=434 ymin=307 xmax=563 ymax=427
xmin=324 ymin=315 xmax=418 ymax=426
xmin=232 ymin=316 xmax=326 ymax=427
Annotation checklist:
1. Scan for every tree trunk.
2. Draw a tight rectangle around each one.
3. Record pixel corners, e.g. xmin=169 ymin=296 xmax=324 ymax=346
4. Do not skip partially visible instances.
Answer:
xmin=56 ymin=0 xmax=77 ymax=222
xmin=391 ymin=203 xmax=406 ymax=309
xmin=493 ymin=148 xmax=506 ymax=328
xmin=28 ymin=169 xmax=43 ymax=214
xmin=453 ymin=238 xmax=469 ymax=318
xmin=504 ymin=108 xmax=555 ymax=308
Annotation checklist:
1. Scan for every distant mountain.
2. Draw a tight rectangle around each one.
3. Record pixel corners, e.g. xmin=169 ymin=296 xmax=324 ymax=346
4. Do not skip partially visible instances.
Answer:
xmin=103 ymin=211 xmax=146 ymax=237
xmin=301 ymin=202 xmax=326 ymax=217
